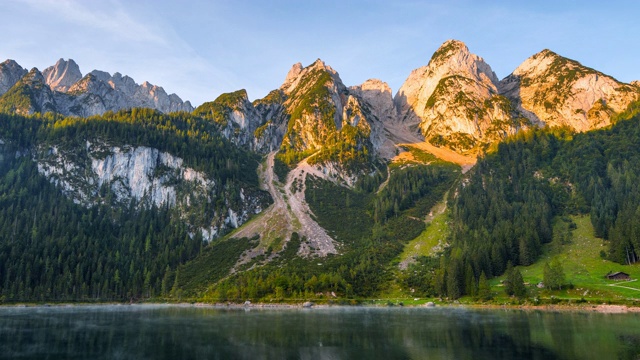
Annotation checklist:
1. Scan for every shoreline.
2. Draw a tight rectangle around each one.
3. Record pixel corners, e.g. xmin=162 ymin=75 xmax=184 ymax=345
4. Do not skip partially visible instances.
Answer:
xmin=2 ymin=301 xmax=640 ymax=314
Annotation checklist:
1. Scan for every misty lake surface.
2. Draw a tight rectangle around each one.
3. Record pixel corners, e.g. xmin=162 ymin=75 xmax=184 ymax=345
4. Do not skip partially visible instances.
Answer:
xmin=1 ymin=305 xmax=640 ymax=359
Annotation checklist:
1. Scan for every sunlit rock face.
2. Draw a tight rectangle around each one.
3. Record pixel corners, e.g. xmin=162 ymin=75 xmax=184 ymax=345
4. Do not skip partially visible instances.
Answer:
xmin=395 ymin=40 xmax=528 ymax=153
xmin=500 ymin=49 xmax=640 ymax=131
xmin=0 ymin=58 xmax=193 ymax=117
xmin=43 ymin=58 xmax=82 ymax=92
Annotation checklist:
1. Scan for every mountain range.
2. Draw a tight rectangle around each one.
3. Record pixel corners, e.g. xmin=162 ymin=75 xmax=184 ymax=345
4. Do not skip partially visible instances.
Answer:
xmin=0 ymin=58 xmax=192 ymax=117
xmin=2 ymin=40 xmax=638 ymax=160
xmin=0 ymin=40 xmax=639 ymax=303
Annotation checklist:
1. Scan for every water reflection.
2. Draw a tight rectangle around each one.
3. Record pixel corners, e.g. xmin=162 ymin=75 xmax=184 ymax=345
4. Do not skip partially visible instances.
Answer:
xmin=0 ymin=305 xmax=639 ymax=359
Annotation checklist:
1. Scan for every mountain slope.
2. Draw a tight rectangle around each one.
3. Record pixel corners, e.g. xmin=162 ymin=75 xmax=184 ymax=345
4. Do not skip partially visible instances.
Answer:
xmin=43 ymin=58 xmax=82 ymax=92
xmin=0 ymin=60 xmax=27 ymax=96
xmin=395 ymin=40 xmax=529 ymax=153
xmin=500 ymin=49 xmax=640 ymax=131
xmin=278 ymin=60 xmax=375 ymax=172
xmin=0 ymin=58 xmax=193 ymax=117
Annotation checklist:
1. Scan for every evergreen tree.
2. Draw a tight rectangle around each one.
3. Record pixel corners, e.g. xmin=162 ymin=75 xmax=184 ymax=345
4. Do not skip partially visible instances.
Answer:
xmin=477 ymin=272 xmax=492 ymax=301
xmin=511 ymin=268 xmax=527 ymax=298
xmin=543 ymin=260 xmax=565 ymax=290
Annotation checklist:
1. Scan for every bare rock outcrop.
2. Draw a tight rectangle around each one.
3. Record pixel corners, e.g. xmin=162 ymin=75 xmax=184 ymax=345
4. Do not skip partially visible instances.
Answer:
xmin=0 ymin=60 xmax=27 ymax=96
xmin=500 ymin=50 xmax=640 ymax=131
xmin=43 ymin=58 xmax=82 ymax=92
xmin=394 ymin=40 xmax=527 ymax=153
xmin=0 ymin=58 xmax=193 ymax=117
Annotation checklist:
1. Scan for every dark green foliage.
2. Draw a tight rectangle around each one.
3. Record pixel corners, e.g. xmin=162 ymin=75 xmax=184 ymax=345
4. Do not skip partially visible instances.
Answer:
xmin=399 ymin=256 xmax=439 ymax=297
xmin=543 ymin=260 xmax=565 ymax=290
xmin=440 ymin=110 xmax=640 ymax=299
xmin=0 ymin=155 xmax=201 ymax=302
xmin=374 ymin=165 xmax=459 ymax=223
xmin=192 ymin=89 xmax=248 ymax=125
xmin=0 ymin=109 xmax=267 ymax=302
xmin=446 ymin=130 xmax=561 ymax=290
xmin=205 ymin=162 xmax=455 ymax=301
xmin=305 ymin=177 xmax=372 ymax=243
xmin=477 ymin=272 xmax=492 ymax=301
xmin=273 ymin=155 xmax=290 ymax=183
xmin=504 ymin=263 xmax=527 ymax=298
xmin=174 ymin=237 xmax=259 ymax=296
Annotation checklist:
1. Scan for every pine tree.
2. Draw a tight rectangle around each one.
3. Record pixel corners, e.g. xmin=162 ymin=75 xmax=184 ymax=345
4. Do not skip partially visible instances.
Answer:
xmin=504 ymin=261 xmax=515 ymax=296
xmin=511 ymin=268 xmax=527 ymax=298
xmin=543 ymin=260 xmax=565 ymax=290
xmin=477 ymin=272 xmax=492 ymax=301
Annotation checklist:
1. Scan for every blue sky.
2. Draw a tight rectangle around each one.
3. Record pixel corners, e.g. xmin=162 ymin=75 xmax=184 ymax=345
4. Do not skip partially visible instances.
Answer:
xmin=2 ymin=0 xmax=638 ymax=106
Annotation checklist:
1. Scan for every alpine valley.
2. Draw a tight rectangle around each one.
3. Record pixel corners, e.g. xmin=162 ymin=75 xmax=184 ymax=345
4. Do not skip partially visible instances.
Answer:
xmin=1 ymin=40 xmax=640 ymax=305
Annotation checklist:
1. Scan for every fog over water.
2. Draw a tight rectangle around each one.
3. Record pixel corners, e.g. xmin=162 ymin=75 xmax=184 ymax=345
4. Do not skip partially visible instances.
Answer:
xmin=1 ymin=305 xmax=640 ymax=359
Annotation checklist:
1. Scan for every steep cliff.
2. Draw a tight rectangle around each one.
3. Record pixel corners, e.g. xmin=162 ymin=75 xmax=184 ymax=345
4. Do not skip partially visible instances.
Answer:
xmin=500 ymin=49 xmax=640 ymax=131
xmin=36 ymin=139 xmax=266 ymax=241
xmin=0 ymin=58 xmax=193 ymax=117
xmin=395 ymin=40 xmax=528 ymax=153
xmin=43 ymin=58 xmax=82 ymax=92
xmin=278 ymin=60 xmax=375 ymax=175
xmin=0 ymin=59 xmax=27 ymax=96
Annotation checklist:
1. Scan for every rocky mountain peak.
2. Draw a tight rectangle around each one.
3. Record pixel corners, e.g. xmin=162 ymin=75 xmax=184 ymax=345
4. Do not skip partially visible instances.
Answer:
xmin=280 ymin=59 xmax=341 ymax=95
xmin=0 ymin=58 xmax=193 ymax=116
xmin=0 ymin=59 xmax=27 ymax=96
xmin=395 ymin=40 xmax=500 ymax=123
xmin=429 ymin=39 xmax=469 ymax=63
xmin=282 ymin=62 xmax=303 ymax=90
xmin=350 ymin=79 xmax=395 ymax=123
xmin=24 ymin=67 xmax=45 ymax=84
xmin=394 ymin=40 xmax=524 ymax=153
xmin=42 ymin=58 xmax=82 ymax=92
xmin=501 ymin=49 xmax=640 ymax=132
xmin=428 ymin=39 xmax=498 ymax=85
xmin=509 ymin=49 xmax=561 ymax=80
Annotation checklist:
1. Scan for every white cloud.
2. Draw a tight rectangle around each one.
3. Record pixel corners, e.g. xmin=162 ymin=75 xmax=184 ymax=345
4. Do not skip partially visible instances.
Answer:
xmin=11 ymin=0 xmax=167 ymax=45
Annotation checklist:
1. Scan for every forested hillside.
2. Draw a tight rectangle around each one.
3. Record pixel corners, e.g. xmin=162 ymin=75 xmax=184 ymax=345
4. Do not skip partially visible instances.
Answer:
xmin=174 ymin=161 xmax=460 ymax=301
xmin=0 ymin=110 xmax=267 ymax=301
xmin=431 ymin=104 xmax=640 ymax=298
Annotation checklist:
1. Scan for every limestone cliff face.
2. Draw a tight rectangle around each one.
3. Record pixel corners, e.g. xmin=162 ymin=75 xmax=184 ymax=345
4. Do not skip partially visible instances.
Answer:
xmin=279 ymin=60 xmax=373 ymax=155
xmin=395 ymin=40 xmax=527 ymax=152
xmin=66 ymin=70 xmax=193 ymax=116
xmin=202 ymin=61 xmax=389 ymax=173
xmin=0 ymin=68 xmax=58 ymax=115
xmin=193 ymin=89 xmax=265 ymax=150
xmin=0 ymin=58 xmax=193 ymax=117
xmin=349 ymin=79 xmax=395 ymax=124
xmin=349 ymin=79 xmax=396 ymax=154
xmin=280 ymin=60 xmax=349 ymax=152
xmin=252 ymin=89 xmax=288 ymax=153
xmin=0 ymin=60 xmax=27 ymax=96
xmin=43 ymin=58 xmax=82 ymax=92
xmin=36 ymin=142 xmax=265 ymax=241
xmin=500 ymin=50 xmax=640 ymax=131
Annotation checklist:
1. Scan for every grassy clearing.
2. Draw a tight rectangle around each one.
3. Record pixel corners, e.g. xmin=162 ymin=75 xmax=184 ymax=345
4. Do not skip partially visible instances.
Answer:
xmin=493 ymin=215 xmax=640 ymax=301
xmin=398 ymin=208 xmax=450 ymax=264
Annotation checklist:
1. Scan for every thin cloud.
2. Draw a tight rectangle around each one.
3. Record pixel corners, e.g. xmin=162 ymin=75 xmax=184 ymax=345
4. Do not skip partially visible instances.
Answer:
xmin=10 ymin=0 xmax=167 ymax=45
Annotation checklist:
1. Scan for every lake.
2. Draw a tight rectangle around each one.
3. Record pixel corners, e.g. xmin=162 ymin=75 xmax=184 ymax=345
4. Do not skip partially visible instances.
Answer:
xmin=1 ymin=304 xmax=639 ymax=359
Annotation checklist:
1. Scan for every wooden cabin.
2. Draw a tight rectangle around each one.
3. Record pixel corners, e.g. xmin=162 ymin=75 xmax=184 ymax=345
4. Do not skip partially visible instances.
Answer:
xmin=605 ymin=272 xmax=631 ymax=281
